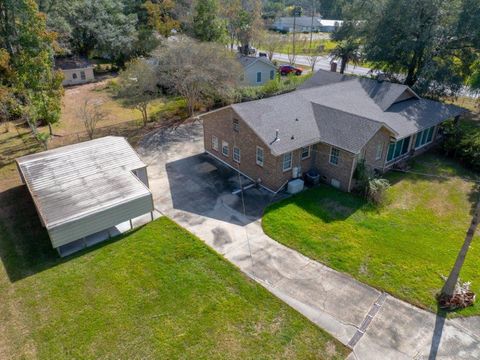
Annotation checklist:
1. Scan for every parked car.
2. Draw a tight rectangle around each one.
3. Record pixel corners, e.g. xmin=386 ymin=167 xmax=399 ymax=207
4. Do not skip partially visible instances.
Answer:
xmin=258 ymin=52 xmax=268 ymax=57
xmin=279 ymin=65 xmax=303 ymax=76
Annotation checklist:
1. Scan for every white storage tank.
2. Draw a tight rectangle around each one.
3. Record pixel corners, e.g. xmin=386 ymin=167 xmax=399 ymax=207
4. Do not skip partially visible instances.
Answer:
xmin=288 ymin=179 xmax=304 ymax=194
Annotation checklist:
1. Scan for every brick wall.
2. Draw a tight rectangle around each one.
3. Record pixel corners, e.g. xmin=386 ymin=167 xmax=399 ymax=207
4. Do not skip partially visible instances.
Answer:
xmin=203 ymin=106 xmax=358 ymax=193
xmin=313 ymin=143 xmax=356 ymax=192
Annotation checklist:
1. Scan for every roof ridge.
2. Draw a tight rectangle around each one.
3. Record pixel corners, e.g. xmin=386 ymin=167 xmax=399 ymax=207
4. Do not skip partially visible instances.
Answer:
xmin=310 ymin=101 xmax=398 ymax=136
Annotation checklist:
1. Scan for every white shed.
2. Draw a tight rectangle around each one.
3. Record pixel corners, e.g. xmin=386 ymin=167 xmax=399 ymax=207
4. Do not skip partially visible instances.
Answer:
xmin=16 ymin=136 xmax=154 ymax=256
xmin=237 ymin=56 xmax=278 ymax=86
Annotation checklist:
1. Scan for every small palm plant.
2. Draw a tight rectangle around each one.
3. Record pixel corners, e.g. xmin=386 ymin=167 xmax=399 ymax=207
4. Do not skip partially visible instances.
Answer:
xmin=330 ymin=39 xmax=361 ymax=74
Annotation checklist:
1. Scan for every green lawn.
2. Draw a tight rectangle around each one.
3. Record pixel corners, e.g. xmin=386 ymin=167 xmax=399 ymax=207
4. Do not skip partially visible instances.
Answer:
xmin=0 ymin=189 xmax=348 ymax=359
xmin=263 ymin=153 xmax=480 ymax=316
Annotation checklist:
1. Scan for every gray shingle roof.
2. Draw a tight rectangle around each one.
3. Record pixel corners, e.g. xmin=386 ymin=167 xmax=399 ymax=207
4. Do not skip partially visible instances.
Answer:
xmin=230 ymin=70 xmax=466 ymax=155
xmin=237 ymin=55 xmax=276 ymax=69
xmin=298 ymin=70 xmax=356 ymax=89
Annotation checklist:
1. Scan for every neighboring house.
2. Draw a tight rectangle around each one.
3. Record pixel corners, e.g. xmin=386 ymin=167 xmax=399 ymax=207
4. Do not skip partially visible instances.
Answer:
xmin=16 ymin=137 xmax=154 ymax=257
xmin=201 ymin=70 xmax=465 ymax=193
xmin=55 ymin=57 xmax=95 ymax=86
xmin=271 ymin=16 xmax=343 ymax=33
xmin=237 ymin=55 xmax=277 ymax=86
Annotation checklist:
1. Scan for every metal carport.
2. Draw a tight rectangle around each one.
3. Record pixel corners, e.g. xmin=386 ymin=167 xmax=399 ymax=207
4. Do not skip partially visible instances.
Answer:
xmin=16 ymin=136 xmax=154 ymax=256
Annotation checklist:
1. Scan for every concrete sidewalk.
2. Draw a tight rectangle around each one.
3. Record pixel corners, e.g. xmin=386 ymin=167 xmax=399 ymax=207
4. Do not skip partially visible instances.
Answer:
xmin=139 ymin=124 xmax=480 ymax=359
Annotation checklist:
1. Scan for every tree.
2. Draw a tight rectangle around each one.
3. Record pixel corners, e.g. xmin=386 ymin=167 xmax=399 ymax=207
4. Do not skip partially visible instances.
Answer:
xmin=192 ymin=0 xmax=226 ymax=42
xmin=154 ymin=38 xmax=241 ymax=116
xmin=117 ymin=58 xmax=160 ymax=127
xmin=306 ymin=49 xmax=320 ymax=71
xmin=259 ymin=31 xmax=283 ymax=61
xmin=144 ymin=0 xmax=180 ymax=37
xmin=357 ymin=0 xmax=480 ymax=96
xmin=221 ymin=0 xmax=262 ymax=55
xmin=68 ymin=0 xmax=139 ymax=64
xmin=0 ymin=0 xmax=63 ymax=144
xmin=79 ymin=99 xmax=108 ymax=139
xmin=439 ymin=199 xmax=480 ymax=307
xmin=330 ymin=39 xmax=361 ymax=74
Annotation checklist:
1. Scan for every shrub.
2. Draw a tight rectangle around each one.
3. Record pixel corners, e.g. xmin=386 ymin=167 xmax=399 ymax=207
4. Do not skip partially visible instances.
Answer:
xmin=442 ymin=120 xmax=480 ymax=172
xmin=367 ymin=178 xmax=390 ymax=206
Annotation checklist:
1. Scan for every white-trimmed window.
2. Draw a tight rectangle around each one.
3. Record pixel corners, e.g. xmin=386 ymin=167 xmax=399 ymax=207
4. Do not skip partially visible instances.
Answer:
xmin=375 ymin=143 xmax=383 ymax=160
xmin=72 ymin=73 xmax=78 ymax=79
xmin=414 ymin=126 xmax=435 ymax=149
xmin=329 ymin=147 xmax=340 ymax=165
xmin=233 ymin=147 xmax=241 ymax=163
xmin=233 ymin=118 xmax=239 ymax=132
xmin=212 ymin=135 xmax=219 ymax=151
xmin=256 ymin=72 xmax=262 ymax=83
xmin=270 ymin=69 xmax=275 ymax=80
xmin=80 ymin=71 xmax=86 ymax=80
xmin=301 ymin=146 xmax=311 ymax=160
xmin=283 ymin=152 xmax=292 ymax=171
xmin=222 ymin=141 xmax=229 ymax=157
xmin=256 ymin=146 xmax=264 ymax=166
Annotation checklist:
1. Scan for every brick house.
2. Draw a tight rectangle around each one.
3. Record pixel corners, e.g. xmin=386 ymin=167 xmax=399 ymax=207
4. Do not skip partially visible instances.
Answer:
xmin=201 ymin=70 xmax=465 ymax=193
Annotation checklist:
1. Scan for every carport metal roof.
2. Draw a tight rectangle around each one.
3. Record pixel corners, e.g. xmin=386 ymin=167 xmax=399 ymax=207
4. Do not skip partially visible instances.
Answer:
xmin=16 ymin=136 xmax=151 ymax=230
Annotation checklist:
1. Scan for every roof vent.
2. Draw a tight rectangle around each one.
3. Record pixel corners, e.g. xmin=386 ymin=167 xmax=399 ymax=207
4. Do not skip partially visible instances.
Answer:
xmin=291 ymin=135 xmax=295 ymax=140
xmin=295 ymin=118 xmax=299 ymax=122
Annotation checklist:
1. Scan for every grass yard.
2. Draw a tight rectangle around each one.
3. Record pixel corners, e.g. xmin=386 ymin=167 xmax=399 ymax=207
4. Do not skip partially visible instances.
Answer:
xmin=263 ymin=153 xmax=480 ymax=316
xmin=0 ymin=187 xmax=348 ymax=359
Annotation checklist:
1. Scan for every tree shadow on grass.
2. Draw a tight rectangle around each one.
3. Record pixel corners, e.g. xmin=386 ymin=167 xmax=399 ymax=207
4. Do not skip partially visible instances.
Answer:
xmin=0 ymin=185 xmax=142 ymax=283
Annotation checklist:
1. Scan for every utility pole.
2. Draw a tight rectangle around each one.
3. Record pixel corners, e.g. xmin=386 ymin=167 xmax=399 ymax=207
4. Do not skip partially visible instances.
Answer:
xmin=440 ymin=198 xmax=480 ymax=301
xmin=309 ymin=0 xmax=315 ymax=51
xmin=292 ymin=6 xmax=301 ymax=61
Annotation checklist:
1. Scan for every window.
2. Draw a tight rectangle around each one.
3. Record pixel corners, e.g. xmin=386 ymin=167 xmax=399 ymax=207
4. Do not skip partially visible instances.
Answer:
xmin=301 ymin=146 xmax=310 ymax=159
xmin=375 ymin=143 xmax=383 ymax=160
xmin=80 ymin=71 xmax=86 ymax=80
xmin=414 ymin=126 xmax=435 ymax=149
xmin=233 ymin=118 xmax=239 ymax=132
xmin=386 ymin=136 xmax=411 ymax=162
xmin=256 ymin=72 xmax=262 ymax=83
xmin=72 ymin=73 xmax=77 ymax=79
xmin=270 ymin=70 xmax=275 ymax=80
xmin=212 ymin=135 xmax=219 ymax=151
xmin=282 ymin=152 xmax=292 ymax=171
xmin=222 ymin=141 xmax=229 ymax=157
xmin=256 ymin=146 xmax=264 ymax=166
xmin=233 ymin=147 xmax=241 ymax=163
xmin=329 ymin=147 xmax=340 ymax=165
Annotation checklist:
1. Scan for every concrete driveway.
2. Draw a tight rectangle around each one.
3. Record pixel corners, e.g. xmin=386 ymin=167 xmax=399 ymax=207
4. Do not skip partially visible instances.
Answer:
xmin=138 ymin=122 xmax=480 ymax=360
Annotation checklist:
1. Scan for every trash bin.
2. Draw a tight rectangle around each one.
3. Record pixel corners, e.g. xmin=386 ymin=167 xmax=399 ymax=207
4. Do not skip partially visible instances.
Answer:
xmin=305 ymin=169 xmax=320 ymax=186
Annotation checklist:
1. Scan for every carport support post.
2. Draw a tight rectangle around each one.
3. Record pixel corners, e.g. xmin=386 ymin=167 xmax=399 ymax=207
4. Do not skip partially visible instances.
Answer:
xmin=129 ymin=219 xmax=133 ymax=230
xmin=150 ymin=211 xmax=154 ymax=221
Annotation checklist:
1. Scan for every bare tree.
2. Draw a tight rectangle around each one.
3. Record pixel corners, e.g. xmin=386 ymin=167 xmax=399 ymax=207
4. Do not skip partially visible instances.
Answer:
xmin=263 ymin=32 xmax=284 ymax=61
xmin=287 ymin=40 xmax=297 ymax=66
xmin=118 ymin=58 xmax=160 ymax=127
xmin=79 ymin=99 xmax=108 ymax=139
xmin=306 ymin=49 xmax=320 ymax=71
xmin=154 ymin=37 xmax=242 ymax=117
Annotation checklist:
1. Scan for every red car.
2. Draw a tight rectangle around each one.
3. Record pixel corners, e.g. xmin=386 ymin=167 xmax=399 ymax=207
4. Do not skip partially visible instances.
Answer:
xmin=279 ymin=65 xmax=303 ymax=76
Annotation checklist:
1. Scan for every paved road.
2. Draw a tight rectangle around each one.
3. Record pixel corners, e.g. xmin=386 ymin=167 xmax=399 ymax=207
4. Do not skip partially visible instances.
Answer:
xmin=272 ymin=52 xmax=372 ymax=76
xmin=138 ymin=122 xmax=480 ymax=360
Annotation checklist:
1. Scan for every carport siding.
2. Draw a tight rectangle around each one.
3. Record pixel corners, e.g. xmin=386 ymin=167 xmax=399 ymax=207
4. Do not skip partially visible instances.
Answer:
xmin=48 ymin=194 xmax=153 ymax=248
